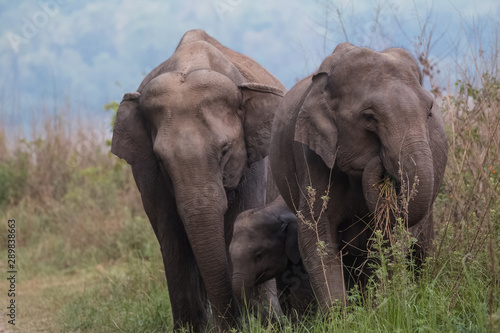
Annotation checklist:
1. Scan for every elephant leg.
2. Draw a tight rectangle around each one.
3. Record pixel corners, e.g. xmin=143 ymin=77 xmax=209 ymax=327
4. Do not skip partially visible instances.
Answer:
xmin=158 ymin=214 xmax=209 ymax=332
xmin=298 ymin=209 xmax=346 ymax=312
xmin=276 ymin=261 xmax=314 ymax=321
xmin=293 ymin=149 xmax=347 ymax=311
xmin=262 ymin=280 xmax=282 ymax=319
xmin=339 ymin=217 xmax=372 ymax=291
xmin=409 ymin=211 xmax=434 ymax=267
xmin=249 ymin=279 xmax=282 ymax=322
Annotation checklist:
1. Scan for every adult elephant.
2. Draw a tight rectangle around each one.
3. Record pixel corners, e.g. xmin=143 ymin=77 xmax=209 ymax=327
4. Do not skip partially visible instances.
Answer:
xmin=111 ymin=29 xmax=285 ymax=331
xmin=269 ymin=43 xmax=448 ymax=311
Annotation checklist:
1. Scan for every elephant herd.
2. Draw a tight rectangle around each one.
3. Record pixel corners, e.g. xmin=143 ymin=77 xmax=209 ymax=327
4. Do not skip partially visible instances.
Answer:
xmin=111 ymin=29 xmax=448 ymax=332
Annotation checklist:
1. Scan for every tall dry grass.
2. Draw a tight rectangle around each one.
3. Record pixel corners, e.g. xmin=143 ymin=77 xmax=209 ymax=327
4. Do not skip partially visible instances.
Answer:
xmin=0 ymin=106 xmax=150 ymax=278
xmin=433 ymin=72 xmax=500 ymax=323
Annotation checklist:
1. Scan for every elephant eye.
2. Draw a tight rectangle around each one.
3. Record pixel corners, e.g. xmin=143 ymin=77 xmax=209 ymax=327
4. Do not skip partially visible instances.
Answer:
xmin=220 ymin=143 xmax=232 ymax=165
xmin=363 ymin=113 xmax=376 ymax=122
xmin=361 ymin=109 xmax=377 ymax=121
xmin=254 ymin=249 xmax=266 ymax=262
xmin=221 ymin=143 xmax=231 ymax=157
xmin=360 ymin=109 xmax=378 ymax=131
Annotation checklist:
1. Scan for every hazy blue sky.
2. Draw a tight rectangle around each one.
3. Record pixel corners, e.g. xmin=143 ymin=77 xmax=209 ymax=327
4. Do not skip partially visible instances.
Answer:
xmin=0 ymin=0 xmax=498 ymax=131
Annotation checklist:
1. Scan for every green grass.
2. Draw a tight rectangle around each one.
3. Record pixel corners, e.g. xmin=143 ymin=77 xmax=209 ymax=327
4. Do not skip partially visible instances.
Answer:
xmin=59 ymin=254 xmax=172 ymax=333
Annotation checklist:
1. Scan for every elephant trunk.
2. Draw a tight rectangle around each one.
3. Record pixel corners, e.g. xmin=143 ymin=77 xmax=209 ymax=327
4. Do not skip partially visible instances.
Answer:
xmin=170 ymin=169 xmax=239 ymax=328
xmin=232 ymin=270 xmax=254 ymax=308
xmin=363 ymin=139 xmax=434 ymax=228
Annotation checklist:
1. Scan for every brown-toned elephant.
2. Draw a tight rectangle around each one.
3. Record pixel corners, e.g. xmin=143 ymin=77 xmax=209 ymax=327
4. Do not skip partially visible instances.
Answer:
xmin=111 ymin=29 xmax=285 ymax=331
xmin=269 ymin=43 xmax=448 ymax=311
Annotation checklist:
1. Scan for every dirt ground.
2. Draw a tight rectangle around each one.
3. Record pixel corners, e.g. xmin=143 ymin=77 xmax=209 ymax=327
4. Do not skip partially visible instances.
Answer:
xmin=0 ymin=319 xmax=13 ymax=333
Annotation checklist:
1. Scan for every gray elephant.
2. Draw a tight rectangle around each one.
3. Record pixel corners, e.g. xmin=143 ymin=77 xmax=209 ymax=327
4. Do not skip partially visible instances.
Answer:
xmin=230 ymin=196 xmax=314 ymax=319
xmin=111 ymin=29 xmax=285 ymax=331
xmin=269 ymin=43 xmax=448 ymax=311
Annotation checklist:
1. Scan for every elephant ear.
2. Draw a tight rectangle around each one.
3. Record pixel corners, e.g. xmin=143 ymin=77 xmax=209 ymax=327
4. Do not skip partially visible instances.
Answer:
xmin=281 ymin=212 xmax=300 ymax=264
xmin=293 ymin=43 xmax=358 ymax=169
xmin=111 ymin=92 xmax=171 ymax=240
xmin=111 ymin=92 xmax=154 ymax=167
xmin=239 ymin=83 xmax=284 ymax=164
xmin=293 ymin=72 xmax=338 ymax=169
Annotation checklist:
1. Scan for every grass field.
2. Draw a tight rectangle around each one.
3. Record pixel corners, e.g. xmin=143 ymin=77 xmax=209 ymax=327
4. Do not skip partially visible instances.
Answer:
xmin=1 ymin=24 xmax=499 ymax=333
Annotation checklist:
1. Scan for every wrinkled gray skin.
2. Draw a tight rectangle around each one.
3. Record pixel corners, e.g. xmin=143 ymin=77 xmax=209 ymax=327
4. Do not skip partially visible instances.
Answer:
xmin=230 ymin=196 xmax=314 ymax=318
xmin=270 ymin=43 xmax=448 ymax=311
xmin=111 ymin=29 xmax=285 ymax=332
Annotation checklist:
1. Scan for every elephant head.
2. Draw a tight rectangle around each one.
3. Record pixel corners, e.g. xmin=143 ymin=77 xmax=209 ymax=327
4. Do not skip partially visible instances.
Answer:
xmin=229 ymin=196 xmax=299 ymax=305
xmin=111 ymin=29 xmax=285 ymax=331
xmin=294 ymin=43 xmax=448 ymax=227
xmin=114 ymin=70 xmax=282 ymax=192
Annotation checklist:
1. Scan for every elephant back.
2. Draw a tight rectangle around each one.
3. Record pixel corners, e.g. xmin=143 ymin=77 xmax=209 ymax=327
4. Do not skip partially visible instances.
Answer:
xmin=180 ymin=29 xmax=286 ymax=91
xmin=137 ymin=29 xmax=286 ymax=94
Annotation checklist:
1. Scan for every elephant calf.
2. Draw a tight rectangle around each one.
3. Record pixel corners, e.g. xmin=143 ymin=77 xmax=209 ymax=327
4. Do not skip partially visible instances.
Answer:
xmin=229 ymin=196 xmax=314 ymax=319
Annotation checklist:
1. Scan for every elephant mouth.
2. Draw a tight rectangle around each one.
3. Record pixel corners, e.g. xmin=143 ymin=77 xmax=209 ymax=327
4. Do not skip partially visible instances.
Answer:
xmin=255 ymin=266 xmax=280 ymax=286
xmin=376 ymin=170 xmax=401 ymax=197
xmin=383 ymin=171 xmax=400 ymax=188
xmin=363 ymin=148 xmax=435 ymax=229
xmin=255 ymin=272 xmax=270 ymax=285
xmin=363 ymin=161 xmax=402 ymax=221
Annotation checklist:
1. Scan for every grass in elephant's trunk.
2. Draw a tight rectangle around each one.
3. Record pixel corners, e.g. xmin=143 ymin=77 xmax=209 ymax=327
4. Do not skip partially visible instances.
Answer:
xmin=371 ymin=176 xmax=399 ymax=244
xmin=370 ymin=165 xmax=418 ymax=246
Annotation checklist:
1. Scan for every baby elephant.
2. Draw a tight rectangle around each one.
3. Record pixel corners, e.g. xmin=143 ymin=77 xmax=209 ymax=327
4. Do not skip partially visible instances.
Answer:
xmin=230 ymin=196 xmax=314 ymax=318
